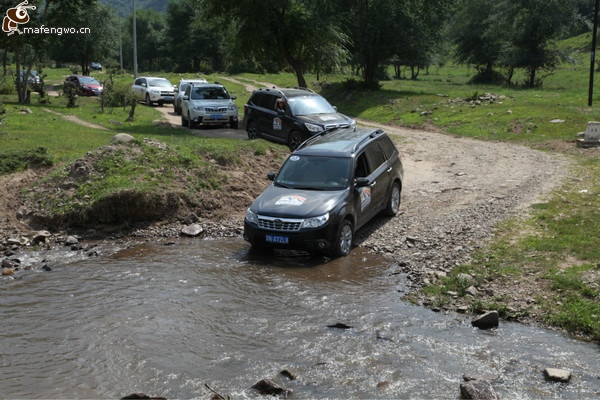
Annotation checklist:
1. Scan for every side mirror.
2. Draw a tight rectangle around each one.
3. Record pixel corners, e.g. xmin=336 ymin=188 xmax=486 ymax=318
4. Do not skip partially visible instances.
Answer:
xmin=174 ymin=87 xmax=179 ymax=92
xmin=355 ymin=177 xmax=369 ymax=187
xmin=267 ymin=171 xmax=276 ymax=181
xmin=141 ymin=83 xmax=147 ymax=87
xmin=333 ymin=106 xmax=338 ymax=111
xmin=231 ymin=95 xmax=237 ymax=100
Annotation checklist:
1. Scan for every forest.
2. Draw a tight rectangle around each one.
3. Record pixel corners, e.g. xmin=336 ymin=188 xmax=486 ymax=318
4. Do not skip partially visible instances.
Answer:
xmin=0 ymin=0 xmax=598 ymax=103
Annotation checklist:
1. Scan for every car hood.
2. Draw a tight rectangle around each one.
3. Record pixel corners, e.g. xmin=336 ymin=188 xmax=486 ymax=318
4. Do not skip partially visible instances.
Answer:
xmin=296 ymin=113 xmax=353 ymax=127
xmin=251 ymin=185 xmax=348 ymax=218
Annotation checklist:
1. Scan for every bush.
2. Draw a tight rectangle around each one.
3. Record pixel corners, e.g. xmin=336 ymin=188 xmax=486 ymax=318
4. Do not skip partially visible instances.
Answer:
xmin=101 ymin=76 xmax=135 ymax=111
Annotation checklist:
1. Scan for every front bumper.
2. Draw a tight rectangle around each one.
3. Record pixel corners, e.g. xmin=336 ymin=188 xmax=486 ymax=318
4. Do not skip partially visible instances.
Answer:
xmin=243 ymin=219 xmax=338 ymax=253
xmin=148 ymin=92 xmax=175 ymax=103
xmin=190 ymin=109 xmax=238 ymax=126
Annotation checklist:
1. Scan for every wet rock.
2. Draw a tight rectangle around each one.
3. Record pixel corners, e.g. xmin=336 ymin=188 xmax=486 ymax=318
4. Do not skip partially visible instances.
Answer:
xmin=2 ymin=258 xmax=19 ymax=268
xmin=463 ymin=372 xmax=499 ymax=382
xmin=121 ymin=393 xmax=167 ymax=400
xmin=280 ymin=369 xmax=297 ymax=380
xmin=32 ymin=231 xmax=51 ymax=245
xmin=41 ymin=264 xmax=52 ymax=272
xmin=471 ymin=311 xmax=499 ymax=330
xmin=327 ymin=322 xmax=353 ymax=329
xmin=251 ymin=379 xmax=291 ymax=397
xmin=2 ymin=268 xmax=15 ymax=276
xmin=544 ymin=367 xmax=571 ymax=383
xmin=111 ymin=133 xmax=135 ymax=144
xmin=460 ymin=379 xmax=499 ymax=400
xmin=181 ymin=224 xmax=204 ymax=237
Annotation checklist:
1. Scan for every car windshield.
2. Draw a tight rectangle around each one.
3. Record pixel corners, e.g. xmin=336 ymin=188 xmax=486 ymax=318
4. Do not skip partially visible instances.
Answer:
xmin=287 ymin=96 xmax=336 ymax=116
xmin=190 ymin=86 xmax=230 ymax=100
xmin=80 ymin=77 xmax=99 ymax=84
xmin=148 ymin=79 xmax=172 ymax=87
xmin=275 ymin=155 xmax=351 ymax=190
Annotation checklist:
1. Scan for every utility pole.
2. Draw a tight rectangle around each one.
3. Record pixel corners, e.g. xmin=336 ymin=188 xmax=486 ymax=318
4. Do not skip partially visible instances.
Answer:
xmin=589 ymin=0 xmax=599 ymax=106
xmin=132 ymin=0 xmax=138 ymax=78
xmin=119 ymin=18 xmax=123 ymax=71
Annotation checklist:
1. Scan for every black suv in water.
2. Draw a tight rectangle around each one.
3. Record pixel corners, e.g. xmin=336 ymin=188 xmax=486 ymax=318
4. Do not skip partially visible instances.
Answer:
xmin=243 ymin=127 xmax=404 ymax=257
xmin=243 ymin=87 xmax=356 ymax=150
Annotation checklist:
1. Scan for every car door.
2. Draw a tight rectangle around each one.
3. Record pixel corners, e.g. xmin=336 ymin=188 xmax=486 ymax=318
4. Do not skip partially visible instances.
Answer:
xmin=257 ymin=93 xmax=278 ymax=140
xmin=364 ymin=142 xmax=392 ymax=211
xmin=353 ymin=151 xmax=376 ymax=228
xmin=181 ymin=85 xmax=192 ymax=118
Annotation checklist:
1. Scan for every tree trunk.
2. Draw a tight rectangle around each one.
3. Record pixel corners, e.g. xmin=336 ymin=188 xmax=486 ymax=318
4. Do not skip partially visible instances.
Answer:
xmin=289 ymin=60 xmax=307 ymax=88
xmin=3 ymin=49 xmax=7 ymax=76
xmin=528 ymin=67 xmax=536 ymax=87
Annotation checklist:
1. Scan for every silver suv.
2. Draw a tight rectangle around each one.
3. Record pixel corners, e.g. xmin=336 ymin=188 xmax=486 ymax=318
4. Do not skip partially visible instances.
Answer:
xmin=181 ymin=82 xmax=238 ymax=129
xmin=131 ymin=77 xmax=175 ymax=106
xmin=173 ymin=78 xmax=207 ymax=115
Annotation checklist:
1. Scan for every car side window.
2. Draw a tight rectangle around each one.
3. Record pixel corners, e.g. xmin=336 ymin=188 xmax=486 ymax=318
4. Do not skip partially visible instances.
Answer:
xmin=258 ymin=93 xmax=277 ymax=111
xmin=250 ymin=93 xmax=263 ymax=107
xmin=134 ymin=78 xmax=141 ymax=86
xmin=378 ymin=136 xmax=397 ymax=160
xmin=365 ymin=143 xmax=386 ymax=171
xmin=355 ymin=153 xmax=370 ymax=179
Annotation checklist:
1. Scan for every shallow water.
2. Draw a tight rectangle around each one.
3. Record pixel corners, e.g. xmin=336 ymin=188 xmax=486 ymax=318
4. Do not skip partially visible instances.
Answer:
xmin=1 ymin=238 xmax=599 ymax=399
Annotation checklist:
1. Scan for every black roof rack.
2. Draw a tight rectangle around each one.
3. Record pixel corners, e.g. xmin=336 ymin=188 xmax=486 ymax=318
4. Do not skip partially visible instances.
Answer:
xmin=352 ymin=129 xmax=384 ymax=152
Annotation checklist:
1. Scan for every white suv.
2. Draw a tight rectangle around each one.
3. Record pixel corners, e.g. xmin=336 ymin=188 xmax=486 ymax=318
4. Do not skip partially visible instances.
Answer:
xmin=173 ymin=78 xmax=207 ymax=115
xmin=181 ymin=82 xmax=239 ymax=129
xmin=131 ymin=77 xmax=175 ymax=106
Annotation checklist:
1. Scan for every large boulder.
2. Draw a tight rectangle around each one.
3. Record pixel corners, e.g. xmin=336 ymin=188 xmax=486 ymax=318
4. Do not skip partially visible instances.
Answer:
xmin=460 ymin=379 xmax=499 ymax=400
xmin=471 ymin=311 xmax=499 ymax=330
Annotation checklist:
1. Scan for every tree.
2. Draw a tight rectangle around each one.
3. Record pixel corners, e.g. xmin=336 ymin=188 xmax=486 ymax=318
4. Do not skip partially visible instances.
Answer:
xmin=202 ymin=0 xmax=347 ymax=87
xmin=449 ymin=0 xmax=503 ymax=79
xmin=121 ymin=8 xmax=167 ymax=71
xmin=49 ymin=2 xmax=119 ymax=75
xmin=500 ymin=0 xmax=573 ymax=87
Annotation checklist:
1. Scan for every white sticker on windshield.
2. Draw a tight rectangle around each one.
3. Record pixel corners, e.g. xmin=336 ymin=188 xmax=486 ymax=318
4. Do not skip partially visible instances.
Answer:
xmin=290 ymin=155 xmax=300 ymax=161
xmin=276 ymin=195 xmax=307 ymax=206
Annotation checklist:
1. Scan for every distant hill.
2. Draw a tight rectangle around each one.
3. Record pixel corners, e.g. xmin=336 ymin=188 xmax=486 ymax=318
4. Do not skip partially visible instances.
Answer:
xmin=99 ymin=0 xmax=168 ymax=16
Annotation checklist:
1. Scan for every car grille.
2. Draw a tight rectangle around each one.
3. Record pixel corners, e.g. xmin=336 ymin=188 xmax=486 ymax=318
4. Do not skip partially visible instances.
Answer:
xmin=324 ymin=123 xmax=350 ymax=129
xmin=258 ymin=216 xmax=303 ymax=232
xmin=161 ymin=91 xmax=175 ymax=96
xmin=205 ymin=107 xmax=228 ymax=113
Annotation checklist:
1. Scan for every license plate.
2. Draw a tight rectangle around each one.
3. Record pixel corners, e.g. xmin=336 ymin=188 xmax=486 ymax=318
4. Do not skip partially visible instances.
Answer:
xmin=210 ymin=114 xmax=223 ymax=119
xmin=164 ymin=96 xmax=173 ymax=100
xmin=265 ymin=234 xmax=289 ymax=244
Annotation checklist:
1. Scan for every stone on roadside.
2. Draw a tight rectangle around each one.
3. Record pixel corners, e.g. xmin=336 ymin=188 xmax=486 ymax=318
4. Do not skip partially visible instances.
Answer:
xmin=181 ymin=224 xmax=204 ymax=237
xmin=544 ymin=367 xmax=571 ymax=383
xmin=471 ymin=311 xmax=499 ymax=329
xmin=65 ymin=236 xmax=79 ymax=245
xmin=32 ymin=230 xmax=51 ymax=245
xmin=460 ymin=379 xmax=499 ymax=400
xmin=111 ymin=133 xmax=135 ymax=144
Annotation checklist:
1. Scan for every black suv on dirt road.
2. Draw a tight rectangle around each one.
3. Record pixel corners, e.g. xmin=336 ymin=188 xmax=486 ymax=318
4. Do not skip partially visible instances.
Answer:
xmin=243 ymin=87 xmax=356 ymax=150
xmin=243 ymin=127 xmax=404 ymax=257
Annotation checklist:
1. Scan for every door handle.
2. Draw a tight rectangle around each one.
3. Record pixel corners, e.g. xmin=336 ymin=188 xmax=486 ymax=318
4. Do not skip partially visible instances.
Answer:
xmin=387 ymin=167 xmax=392 ymax=173
xmin=370 ymin=181 xmax=377 ymax=187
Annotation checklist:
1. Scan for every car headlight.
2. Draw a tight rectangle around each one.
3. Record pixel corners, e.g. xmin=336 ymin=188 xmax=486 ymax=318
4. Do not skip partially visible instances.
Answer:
xmin=192 ymin=106 xmax=204 ymax=111
xmin=228 ymin=105 xmax=237 ymax=111
xmin=305 ymin=122 xmax=324 ymax=133
xmin=150 ymin=89 xmax=160 ymax=94
xmin=245 ymin=208 xmax=259 ymax=225
xmin=301 ymin=212 xmax=329 ymax=229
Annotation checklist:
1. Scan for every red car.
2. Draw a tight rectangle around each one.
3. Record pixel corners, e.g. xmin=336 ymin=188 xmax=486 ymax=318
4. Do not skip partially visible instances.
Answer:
xmin=63 ymin=75 xmax=104 ymax=96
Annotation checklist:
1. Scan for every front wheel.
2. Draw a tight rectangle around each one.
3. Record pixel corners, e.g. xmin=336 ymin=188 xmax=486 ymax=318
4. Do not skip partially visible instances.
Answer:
xmin=145 ymin=94 xmax=152 ymax=106
xmin=230 ymin=119 xmax=239 ymax=129
xmin=181 ymin=113 xmax=188 ymax=128
xmin=288 ymin=131 xmax=303 ymax=151
xmin=329 ymin=219 xmax=353 ymax=258
xmin=384 ymin=182 xmax=401 ymax=216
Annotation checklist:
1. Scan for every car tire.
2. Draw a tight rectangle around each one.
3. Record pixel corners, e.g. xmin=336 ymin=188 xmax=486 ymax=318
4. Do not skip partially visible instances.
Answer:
xmin=230 ymin=120 xmax=239 ymax=129
xmin=145 ymin=94 xmax=152 ymax=106
xmin=247 ymin=121 xmax=258 ymax=139
xmin=330 ymin=219 xmax=353 ymax=258
xmin=181 ymin=113 xmax=188 ymax=128
xmin=384 ymin=181 xmax=401 ymax=216
xmin=174 ymin=103 xmax=180 ymax=115
xmin=288 ymin=131 xmax=303 ymax=151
